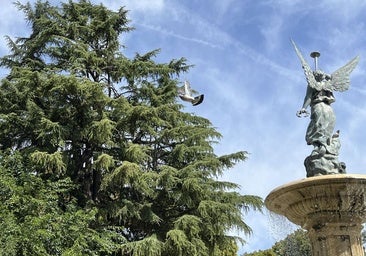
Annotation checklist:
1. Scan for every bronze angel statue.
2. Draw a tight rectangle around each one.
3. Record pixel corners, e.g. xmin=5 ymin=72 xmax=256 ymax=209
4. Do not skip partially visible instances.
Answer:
xmin=292 ymin=40 xmax=359 ymax=177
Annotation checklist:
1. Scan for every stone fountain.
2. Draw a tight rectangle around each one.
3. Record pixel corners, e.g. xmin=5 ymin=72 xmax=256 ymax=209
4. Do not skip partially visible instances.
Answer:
xmin=266 ymin=174 xmax=366 ymax=255
xmin=265 ymin=42 xmax=365 ymax=255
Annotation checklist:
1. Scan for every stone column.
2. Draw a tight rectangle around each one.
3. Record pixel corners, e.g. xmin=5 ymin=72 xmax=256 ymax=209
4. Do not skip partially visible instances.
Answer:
xmin=265 ymin=174 xmax=366 ymax=256
xmin=307 ymin=222 xmax=363 ymax=256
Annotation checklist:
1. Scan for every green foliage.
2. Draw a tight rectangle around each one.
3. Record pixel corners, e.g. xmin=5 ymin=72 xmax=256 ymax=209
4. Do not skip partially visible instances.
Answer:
xmin=0 ymin=151 xmax=120 ymax=255
xmin=242 ymin=249 xmax=276 ymax=256
xmin=0 ymin=0 xmax=263 ymax=255
xmin=272 ymin=229 xmax=311 ymax=256
xmin=30 ymin=150 xmax=66 ymax=175
xmin=122 ymin=234 xmax=164 ymax=256
xmin=243 ymin=229 xmax=311 ymax=256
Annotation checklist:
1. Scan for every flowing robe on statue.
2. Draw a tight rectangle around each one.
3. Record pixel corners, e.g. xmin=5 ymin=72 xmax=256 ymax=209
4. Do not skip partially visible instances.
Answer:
xmin=306 ymin=90 xmax=335 ymax=147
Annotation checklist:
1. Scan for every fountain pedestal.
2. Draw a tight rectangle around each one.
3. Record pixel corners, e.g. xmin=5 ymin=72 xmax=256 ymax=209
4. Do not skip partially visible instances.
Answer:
xmin=265 ymin=174 xmax=366 ymax=256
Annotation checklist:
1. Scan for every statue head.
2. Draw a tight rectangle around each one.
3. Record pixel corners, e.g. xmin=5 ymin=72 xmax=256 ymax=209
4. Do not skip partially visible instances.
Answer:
xmin=313 ymin=70 xmax=331 ymax=82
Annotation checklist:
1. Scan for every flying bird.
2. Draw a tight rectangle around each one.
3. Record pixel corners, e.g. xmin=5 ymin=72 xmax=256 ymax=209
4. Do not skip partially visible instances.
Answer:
xmin=178 ymin=80 xmax=204 ymax=106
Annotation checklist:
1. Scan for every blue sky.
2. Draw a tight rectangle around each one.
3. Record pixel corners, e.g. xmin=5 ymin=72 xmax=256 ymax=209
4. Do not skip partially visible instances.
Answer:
xmin=2 ymin=0 xmax=366 ymax=254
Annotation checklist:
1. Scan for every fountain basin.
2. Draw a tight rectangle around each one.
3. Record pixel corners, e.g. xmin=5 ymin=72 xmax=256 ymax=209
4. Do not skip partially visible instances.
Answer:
xmin=265 ymin=174 xmax=366 ymax=256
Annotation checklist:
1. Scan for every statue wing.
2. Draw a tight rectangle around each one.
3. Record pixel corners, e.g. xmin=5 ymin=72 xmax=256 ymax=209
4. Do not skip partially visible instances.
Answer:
xmin=291 ymin=40 xmax=320 ymax=91
xmin=324 ymin=56 xmax=359 ymax=92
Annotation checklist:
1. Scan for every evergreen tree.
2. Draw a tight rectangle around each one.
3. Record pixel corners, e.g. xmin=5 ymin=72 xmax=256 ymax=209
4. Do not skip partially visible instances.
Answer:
xmin=272 ymin=229 xmax=311 ymax=256
xmin=0 ymin=0 xmax=263 ymax=255
xmin=242 ymin=229 xmax=311 ymax=256
xmin=242 ymin=250 xmax=276 ymax=256
xmin=0 ymin=151 xmax=120 ymax=255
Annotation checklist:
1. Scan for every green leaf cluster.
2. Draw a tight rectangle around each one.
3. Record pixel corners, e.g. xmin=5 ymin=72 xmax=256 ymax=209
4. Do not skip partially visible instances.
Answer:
xmin=0 ymin=1 xmax=263 ymax=255
xmin=0 ymin=151 xmax=120 ymax=255
xmin=272 ymin=229 xmax=311 ymax=256
xmin=242 ymin=229 xmax=311 ymax=256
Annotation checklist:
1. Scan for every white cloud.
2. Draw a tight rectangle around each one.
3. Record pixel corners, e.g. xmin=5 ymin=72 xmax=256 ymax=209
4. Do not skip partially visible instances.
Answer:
xmin=138 ymin=23 xmax=223 ymax=49
xmin=0 ymin=4 xmax=28 ymax=56
xmin=92 ymin=0 xmax=165 ymax=12
xmin=123 ymin=0 xmax=165 ymax=12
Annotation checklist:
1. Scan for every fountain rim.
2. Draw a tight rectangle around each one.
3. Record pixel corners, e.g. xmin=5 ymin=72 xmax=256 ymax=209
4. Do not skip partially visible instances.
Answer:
xmin=264 ymin=174 xmax=366 ymax=225
xmin=264 ymin=173 xmax=366 ymax=230
xmin=267 ymin=174 xmax=366 ymax=196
